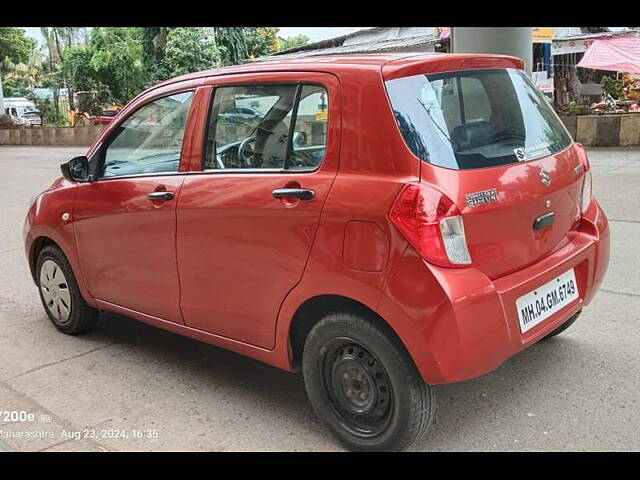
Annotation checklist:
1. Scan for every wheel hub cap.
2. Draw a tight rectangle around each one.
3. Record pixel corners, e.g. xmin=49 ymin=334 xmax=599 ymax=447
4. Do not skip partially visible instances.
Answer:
xmin=39 ymin=259 xmax=71 ymax=323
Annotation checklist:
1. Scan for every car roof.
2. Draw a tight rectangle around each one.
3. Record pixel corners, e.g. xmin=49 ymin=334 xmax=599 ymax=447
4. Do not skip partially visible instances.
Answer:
xmin=154 ymin=52 xmax=524 ymax=89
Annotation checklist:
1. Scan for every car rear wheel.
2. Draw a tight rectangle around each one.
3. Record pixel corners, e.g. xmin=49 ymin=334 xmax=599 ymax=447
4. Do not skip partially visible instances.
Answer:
xmin=37 ymin=245 xmax=98 ymax=334
xmin=302 ymin=311 xmax=435 ymax=451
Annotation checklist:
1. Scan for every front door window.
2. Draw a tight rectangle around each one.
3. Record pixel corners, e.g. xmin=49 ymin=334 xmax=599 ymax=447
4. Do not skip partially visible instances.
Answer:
xmin=101 ymin=91 xmax=193 ymax=177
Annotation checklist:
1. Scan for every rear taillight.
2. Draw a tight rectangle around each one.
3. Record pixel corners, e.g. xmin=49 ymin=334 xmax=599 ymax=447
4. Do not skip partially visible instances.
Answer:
xmin=389 ymin=183 xmax=471 ymax=268
xmin=580 ymin=169 xmax=592 ymax=214
xmin=576 ymin=143 xmax=592 ymax=215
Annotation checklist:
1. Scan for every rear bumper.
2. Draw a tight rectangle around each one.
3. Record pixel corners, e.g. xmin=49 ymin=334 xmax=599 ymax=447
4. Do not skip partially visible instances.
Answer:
xmin=380 ymin=199 xmax=610 ymax=385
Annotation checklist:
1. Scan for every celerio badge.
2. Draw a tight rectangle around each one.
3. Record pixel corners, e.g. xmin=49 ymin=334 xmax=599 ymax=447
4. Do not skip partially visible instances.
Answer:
xmin=465 ymin=188 xmax=498 ymax=207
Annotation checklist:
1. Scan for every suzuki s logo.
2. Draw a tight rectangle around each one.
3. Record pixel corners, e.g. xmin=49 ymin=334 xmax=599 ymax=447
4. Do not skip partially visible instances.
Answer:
xmin=540 ymin=169 xmax=552 ymax=186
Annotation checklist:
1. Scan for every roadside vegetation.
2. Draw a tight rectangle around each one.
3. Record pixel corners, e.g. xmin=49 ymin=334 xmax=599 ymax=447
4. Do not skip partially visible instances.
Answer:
xmin=0 ymin=27 xmax=309 ymax=126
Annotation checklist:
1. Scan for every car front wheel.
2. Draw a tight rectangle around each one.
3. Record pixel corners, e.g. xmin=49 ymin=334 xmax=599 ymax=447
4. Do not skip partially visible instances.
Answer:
xmin=37 ymin=245 xmax=98 ymax=334
xmin=302 ymin=311 xmax=435 ymax=451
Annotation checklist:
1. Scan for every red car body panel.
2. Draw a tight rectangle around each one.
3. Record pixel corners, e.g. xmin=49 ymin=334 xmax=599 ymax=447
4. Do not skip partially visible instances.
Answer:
xmin=73 ymin=175 xmax=187 ymax=324
xmin=175 ymin=72 xmax=341 ymax=349
xmin=24 ymin=53 xmax=610 ymax=385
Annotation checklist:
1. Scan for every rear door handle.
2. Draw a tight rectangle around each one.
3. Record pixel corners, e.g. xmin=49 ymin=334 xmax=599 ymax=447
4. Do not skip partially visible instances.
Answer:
xmin=272 ymin=188 xmax=315 ymax=201
xmin=147 ymin=191 xmax=175 ymax=201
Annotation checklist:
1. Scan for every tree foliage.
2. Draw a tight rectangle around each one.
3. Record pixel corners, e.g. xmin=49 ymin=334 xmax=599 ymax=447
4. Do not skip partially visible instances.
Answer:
xmin=246 ymin=28 xmax=279 ymax=58
xmin=214 ymin=27 xmax=279 ymax=65
xmin=87 ymin=27 xmax=146 ymax=103
xmin=4 ymin=26 xmax=282 ymax=124
xmin=152 ymin=27 xmax=219 ymax=81
xmin=215 ymin=27 xmax=248 ymax=66
xmin=278 ymin=35 xmax=310 ymax=51
xmin=142 ymin=27 xmax=171 ymax=70
xmin=59 ymin=27 xmax=147 ymax=104
xmin=0 ymin=27 xmax=36 ymax=66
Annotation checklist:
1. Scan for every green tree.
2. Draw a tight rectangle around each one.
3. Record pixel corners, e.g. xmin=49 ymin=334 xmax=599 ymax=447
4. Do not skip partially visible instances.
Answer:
xmin=214 ymin=27 xmax=248 ymax=66
xmin=1 ymin=77 xmax=30 ymax=97
xmin=0 ymin=28 xmax=36 ymax=66
xmin=61 ymin=45 xmax=96 ymax=92
xmin=142 ymin=27 xmax=172 ymax=73
xmin=87 ymin=27 xmax=146 ymax=104
xmin=278 ymin=34 xmax=310 ymax=51
xmin=154 ymin=27 xmax=219 ymax=80
xmin=39 ymin=27 xmax=62 ymax=119
xmin=246 ymin=28 xmax=279 ymax=58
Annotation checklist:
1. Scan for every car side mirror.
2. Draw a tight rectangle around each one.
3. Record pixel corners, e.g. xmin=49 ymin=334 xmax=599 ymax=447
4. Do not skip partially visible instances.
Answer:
xmin=60 ymin=155 xmax=91 ymax=182
xmin=293 ymin=130 xmax=307 ymax=148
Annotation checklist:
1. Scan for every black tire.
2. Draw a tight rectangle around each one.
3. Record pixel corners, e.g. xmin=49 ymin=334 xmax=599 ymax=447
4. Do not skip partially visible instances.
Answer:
xmin=542 ymin=310 xmax=581 ymax=340
xmin=302 ymin=310 xmax=435 ymax=452
xmin=36 ymin=245 xmax=98 ymax=334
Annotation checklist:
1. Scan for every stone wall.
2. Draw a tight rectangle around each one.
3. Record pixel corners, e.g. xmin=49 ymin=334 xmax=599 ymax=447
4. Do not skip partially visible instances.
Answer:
xmin=0 ymin=126 xmax=107 ymax=146
xmin=559 ymin=114 xmax=640 ymax=146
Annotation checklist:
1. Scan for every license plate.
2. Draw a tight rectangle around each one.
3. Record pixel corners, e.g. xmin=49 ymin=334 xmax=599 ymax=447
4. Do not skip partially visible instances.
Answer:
xmin=516 ymin=269 xmax=579 ymax=333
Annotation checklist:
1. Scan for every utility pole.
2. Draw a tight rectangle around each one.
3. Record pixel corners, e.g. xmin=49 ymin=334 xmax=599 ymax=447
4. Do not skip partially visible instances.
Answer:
xmin=452 ymin=27 xmax=533 ymax=77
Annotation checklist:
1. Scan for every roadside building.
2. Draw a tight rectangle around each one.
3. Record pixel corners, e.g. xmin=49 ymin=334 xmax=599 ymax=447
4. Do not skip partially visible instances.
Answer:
xmin=267 ymin=27 xmax=639 ymax=106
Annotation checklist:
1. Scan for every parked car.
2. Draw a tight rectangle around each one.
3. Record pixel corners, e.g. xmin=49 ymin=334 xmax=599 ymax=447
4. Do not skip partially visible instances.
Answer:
xmin=21 ymin=110 xmax=42 ymax=126
xmin=219 ymin=105 xmax=263 ymax=122
xmin=24 ymin=53 xmax=610 ymax=452
xmin=91 ymin=108 xmax=120 ymax=126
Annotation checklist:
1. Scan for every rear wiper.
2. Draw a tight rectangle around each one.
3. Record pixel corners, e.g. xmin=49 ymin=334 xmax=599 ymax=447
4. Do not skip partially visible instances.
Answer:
xmin=417 ymin=98 xmax=451 ymax=142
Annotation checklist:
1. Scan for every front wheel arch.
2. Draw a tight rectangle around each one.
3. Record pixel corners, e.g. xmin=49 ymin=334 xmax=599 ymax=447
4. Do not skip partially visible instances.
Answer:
xmin=29 ymin=236 xmax=58 ymax=284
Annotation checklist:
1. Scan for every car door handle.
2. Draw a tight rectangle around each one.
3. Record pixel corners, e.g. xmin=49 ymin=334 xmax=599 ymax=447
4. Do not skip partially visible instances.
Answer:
xmin=272 ymin=188 xmax=315 ymax=201
xmin=147 ymin=191 xmax=175 ymax=201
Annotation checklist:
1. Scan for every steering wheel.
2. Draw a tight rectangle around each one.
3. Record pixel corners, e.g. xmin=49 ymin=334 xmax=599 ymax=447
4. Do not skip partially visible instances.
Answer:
xmin=238 ymin=136 xmax=256 ymax=167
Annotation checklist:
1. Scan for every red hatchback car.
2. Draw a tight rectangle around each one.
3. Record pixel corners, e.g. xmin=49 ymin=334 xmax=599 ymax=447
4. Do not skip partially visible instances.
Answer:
xmin=24 ymin=53 xmax=610 ymax=451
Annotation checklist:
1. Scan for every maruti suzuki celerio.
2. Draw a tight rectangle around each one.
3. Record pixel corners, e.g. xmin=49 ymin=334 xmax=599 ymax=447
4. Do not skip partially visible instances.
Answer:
xmin=24 ymin=53 xmax=610 ymax=451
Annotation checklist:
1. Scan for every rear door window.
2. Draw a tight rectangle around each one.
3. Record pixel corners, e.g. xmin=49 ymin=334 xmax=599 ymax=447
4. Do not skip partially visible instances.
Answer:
xmin=203 ymin=84 xmax=329 ymax=171
xmin=385 ymin=68 xmax=572 ymax=170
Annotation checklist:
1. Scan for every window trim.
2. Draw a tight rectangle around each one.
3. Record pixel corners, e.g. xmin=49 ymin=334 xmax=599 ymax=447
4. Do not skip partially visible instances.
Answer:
xmin=200 ymin=81 xmax=329 ymax=174
xmin=90 ymin=89 xmax=196 ymax=181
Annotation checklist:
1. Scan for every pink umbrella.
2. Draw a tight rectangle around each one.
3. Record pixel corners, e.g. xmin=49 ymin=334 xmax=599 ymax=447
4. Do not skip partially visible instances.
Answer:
xmin=577 ymin=37 xmax=640 ymax=74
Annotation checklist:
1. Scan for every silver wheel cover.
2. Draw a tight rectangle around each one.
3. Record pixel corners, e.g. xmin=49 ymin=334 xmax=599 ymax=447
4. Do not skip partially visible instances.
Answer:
xmin=39 ymin=259 xmax=72 ymax=323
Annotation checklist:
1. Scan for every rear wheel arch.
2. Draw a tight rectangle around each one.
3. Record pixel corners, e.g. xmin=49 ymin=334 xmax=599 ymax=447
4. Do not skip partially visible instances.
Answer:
xmin=288 ymin=294 xmax=415 ymax=373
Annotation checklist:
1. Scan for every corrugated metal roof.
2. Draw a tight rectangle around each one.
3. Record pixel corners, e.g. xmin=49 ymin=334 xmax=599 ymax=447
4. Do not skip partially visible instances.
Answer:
xmin=261 ymin=33 xmax=440 ymax=62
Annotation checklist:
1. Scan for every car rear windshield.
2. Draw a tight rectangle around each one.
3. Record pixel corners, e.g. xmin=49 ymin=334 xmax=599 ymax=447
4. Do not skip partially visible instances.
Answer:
xmin=385 ymin=68 xmax=572 ymax=170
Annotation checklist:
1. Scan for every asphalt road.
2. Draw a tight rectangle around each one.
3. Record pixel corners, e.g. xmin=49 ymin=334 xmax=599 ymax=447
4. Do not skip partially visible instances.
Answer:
xmin=0 ymin=145 xmax=638 ymax=452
